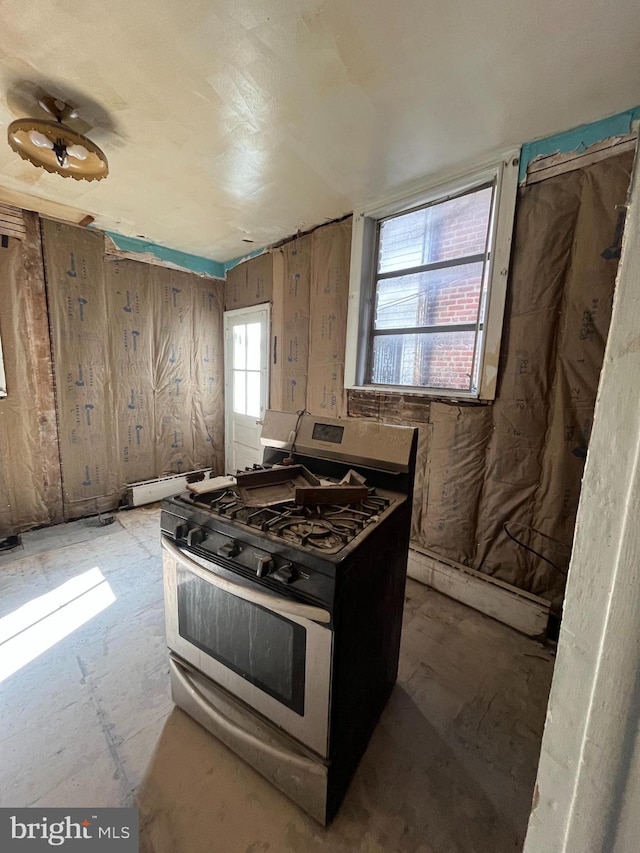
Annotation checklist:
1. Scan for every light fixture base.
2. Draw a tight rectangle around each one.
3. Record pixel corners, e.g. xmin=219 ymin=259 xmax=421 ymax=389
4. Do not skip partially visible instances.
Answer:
xmin=38 ymin=96 xmax=79 ymax=123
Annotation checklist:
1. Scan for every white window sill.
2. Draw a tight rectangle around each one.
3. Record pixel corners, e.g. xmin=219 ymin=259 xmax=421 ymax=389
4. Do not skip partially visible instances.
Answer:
xmin=346 ymin=384 xmax=485 ymax=402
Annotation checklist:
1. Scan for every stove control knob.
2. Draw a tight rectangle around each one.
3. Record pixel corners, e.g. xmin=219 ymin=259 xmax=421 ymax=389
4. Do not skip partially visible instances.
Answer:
xmin=217 ymin=540 xmax=240 ymax=559
xmin=186 ymin=526 xmax=204 ymax=547
xmin=272 ymin=563 xmax=297 ymax=585
xmin=256 ymin=555 xmax=274 ymax=577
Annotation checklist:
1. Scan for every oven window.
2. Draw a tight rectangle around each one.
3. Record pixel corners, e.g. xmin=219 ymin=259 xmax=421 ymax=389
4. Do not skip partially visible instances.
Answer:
xmin=177 ymin=568 xmax=307 ymax=715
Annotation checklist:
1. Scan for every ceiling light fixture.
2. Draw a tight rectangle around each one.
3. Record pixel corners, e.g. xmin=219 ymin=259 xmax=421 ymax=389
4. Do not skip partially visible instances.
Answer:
xmin=7 ymin=97 xmax=109 ymax=181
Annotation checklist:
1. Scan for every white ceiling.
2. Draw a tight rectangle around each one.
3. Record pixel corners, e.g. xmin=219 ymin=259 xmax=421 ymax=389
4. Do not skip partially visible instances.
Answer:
xmin=0 ymin=0 xmax=638 ymax=262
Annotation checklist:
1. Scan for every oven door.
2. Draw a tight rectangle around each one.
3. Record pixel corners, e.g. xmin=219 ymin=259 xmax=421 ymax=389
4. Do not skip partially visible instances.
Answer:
xmin=161 ymin=536 xmax=332 ymax=758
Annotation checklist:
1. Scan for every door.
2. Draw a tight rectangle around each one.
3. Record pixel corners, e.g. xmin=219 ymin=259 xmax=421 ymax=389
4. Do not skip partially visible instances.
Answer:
xmin=161 ymin=537 xmax=333 ymax=757
xmin=224 ymin=304 xmax=270 ymax=473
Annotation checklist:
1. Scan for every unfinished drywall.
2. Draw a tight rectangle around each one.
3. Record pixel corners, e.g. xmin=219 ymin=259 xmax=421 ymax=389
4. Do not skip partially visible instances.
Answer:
xmin=349 ymin=150 xmax=633 ymax=602
xmin=43 ymin=220 xmax=224 ymax=520
xmin=0 ymin=214 xmax=63 ymax=537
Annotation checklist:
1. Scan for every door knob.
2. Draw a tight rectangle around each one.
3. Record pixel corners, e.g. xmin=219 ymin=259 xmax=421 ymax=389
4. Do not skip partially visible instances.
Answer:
xmin=256 ymin=419 xmax=263 ymax=425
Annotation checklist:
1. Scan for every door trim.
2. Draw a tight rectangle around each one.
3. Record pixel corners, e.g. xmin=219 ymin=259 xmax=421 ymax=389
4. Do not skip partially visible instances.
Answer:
xmin=224 ymin=302 xmax=271 ymax=474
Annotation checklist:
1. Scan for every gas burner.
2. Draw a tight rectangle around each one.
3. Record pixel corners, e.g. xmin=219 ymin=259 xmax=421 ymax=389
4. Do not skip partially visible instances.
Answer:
xmin=186 ymin=488 xmax=392 ymax=553
xmin=276 ymin=519 xmax=346 ymax=550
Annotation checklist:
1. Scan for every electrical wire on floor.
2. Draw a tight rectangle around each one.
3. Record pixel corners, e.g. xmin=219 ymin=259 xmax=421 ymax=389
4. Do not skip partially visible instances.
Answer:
xmin=503 ymin=521 xmax=571 ymax=576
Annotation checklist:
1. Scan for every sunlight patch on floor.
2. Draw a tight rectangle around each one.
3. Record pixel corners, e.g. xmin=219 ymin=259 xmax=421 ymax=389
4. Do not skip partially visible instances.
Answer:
xmin=0 ymin=568 xmax=115 ymax=683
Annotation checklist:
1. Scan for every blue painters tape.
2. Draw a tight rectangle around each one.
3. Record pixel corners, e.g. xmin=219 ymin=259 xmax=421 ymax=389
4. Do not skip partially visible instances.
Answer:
xmin=519 ymin=105 xmax=640 ymax=182
xmin=104 ymin=231 xmax=226 ymax=279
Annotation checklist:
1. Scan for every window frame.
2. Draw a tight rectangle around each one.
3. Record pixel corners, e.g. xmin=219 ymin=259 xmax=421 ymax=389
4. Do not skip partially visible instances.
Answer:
xmin=345 ymin=152 xmax=519 ymax=400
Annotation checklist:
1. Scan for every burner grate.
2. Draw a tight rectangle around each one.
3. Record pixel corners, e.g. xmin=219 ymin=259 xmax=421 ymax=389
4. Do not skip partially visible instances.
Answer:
xmin=187 ymin=488 xmax=391 ymax=552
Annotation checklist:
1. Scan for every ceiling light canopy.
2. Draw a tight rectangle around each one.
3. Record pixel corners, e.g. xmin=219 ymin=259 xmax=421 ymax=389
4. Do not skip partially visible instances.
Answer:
xmin=7 ymin=97 xmax=108 ymax=181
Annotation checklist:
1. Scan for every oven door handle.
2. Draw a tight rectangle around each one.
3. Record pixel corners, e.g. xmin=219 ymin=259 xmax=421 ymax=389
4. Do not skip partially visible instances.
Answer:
xmin=162 ymin=535 xmax=331 ymax=625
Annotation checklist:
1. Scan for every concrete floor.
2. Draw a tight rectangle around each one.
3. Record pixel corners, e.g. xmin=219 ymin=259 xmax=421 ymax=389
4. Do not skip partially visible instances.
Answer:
xmin=0 ymin=506 xmax=554 ymax=852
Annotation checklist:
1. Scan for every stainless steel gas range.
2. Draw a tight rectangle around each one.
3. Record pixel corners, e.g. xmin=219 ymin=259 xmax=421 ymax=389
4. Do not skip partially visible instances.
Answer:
xmin=161 ymin=410 xmax=417 ymax=824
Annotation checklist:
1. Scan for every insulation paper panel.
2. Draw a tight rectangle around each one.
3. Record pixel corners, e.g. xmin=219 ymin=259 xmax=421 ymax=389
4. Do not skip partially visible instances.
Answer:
xmin=473 ymin=404 xmax=548 ymax=589
xmin=269 ymin=249 xmax=285 ymax=411
xmin=0 ymin=237 xmax=57 ymax=535
xmin=271 ymin=235 xmax=311 ymax=412
xmin=308 ymin=218 xmax=352 ymax=418
xmin=420 ymin=403 xmax=493 ymax=564
xmin=225 ymin=252 xmax=273 ymax=310
xmin=529 ymin=151 xmax=635 ymax=604
xmin=473 ymin=170 xmax=583 ymax=584
xmin=43 ymin=221 xmax=226 ymax=518
xmin=192 ymin=279 xmax=225 ymax=474
xmin=546 ymin=155 xmax=633 ymax=408
xmin=475 ymin=154 xmax=632 ymax=597
xmin=527 ymin=401 xmax=594 ymax=603
xmin=43 ymin=220 xmax=118 ymax=519
xmin=105 ymin=259 xmax=156 ymax=484
xmin=22 ymin=212 xmax=64 ymax=526
xmin=152 ymin=267 xmax=195 ymax=476
xmin=410 ymin=423 xmax=430 ymax=544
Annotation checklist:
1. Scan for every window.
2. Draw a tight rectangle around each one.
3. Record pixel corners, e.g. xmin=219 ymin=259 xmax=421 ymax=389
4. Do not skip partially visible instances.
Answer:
xmin=345 ymin=156 xmax=519 ymax=400
xmin=232 ymin=321 xmax=262 ymax=418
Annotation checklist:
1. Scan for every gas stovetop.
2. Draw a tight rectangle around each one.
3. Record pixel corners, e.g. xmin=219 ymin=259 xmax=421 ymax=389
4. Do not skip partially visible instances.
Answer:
xmin=180 ymin=487 xmax=392 ymax=555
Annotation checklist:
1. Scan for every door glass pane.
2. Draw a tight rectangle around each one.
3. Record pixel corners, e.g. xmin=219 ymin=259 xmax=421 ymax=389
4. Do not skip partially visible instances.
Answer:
xmin=246 ymin=322 xmax=262 ymax=370
xmin=370 ymin=331 xmax=475 ymax=390
xmin=233 ymin=324 xmax=246 ymax=370
xmin=177 ymin=568 xmax=306 ymax=714
xmin=374 ymin=262 xmax=483 ymax=330
xmin=233 ymin=370 xmax=246 ymax=415
xmin=378 ymin=185 xmax=494 ymax=273
xmin=246 ymin=371 xmax=261 ymax=417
